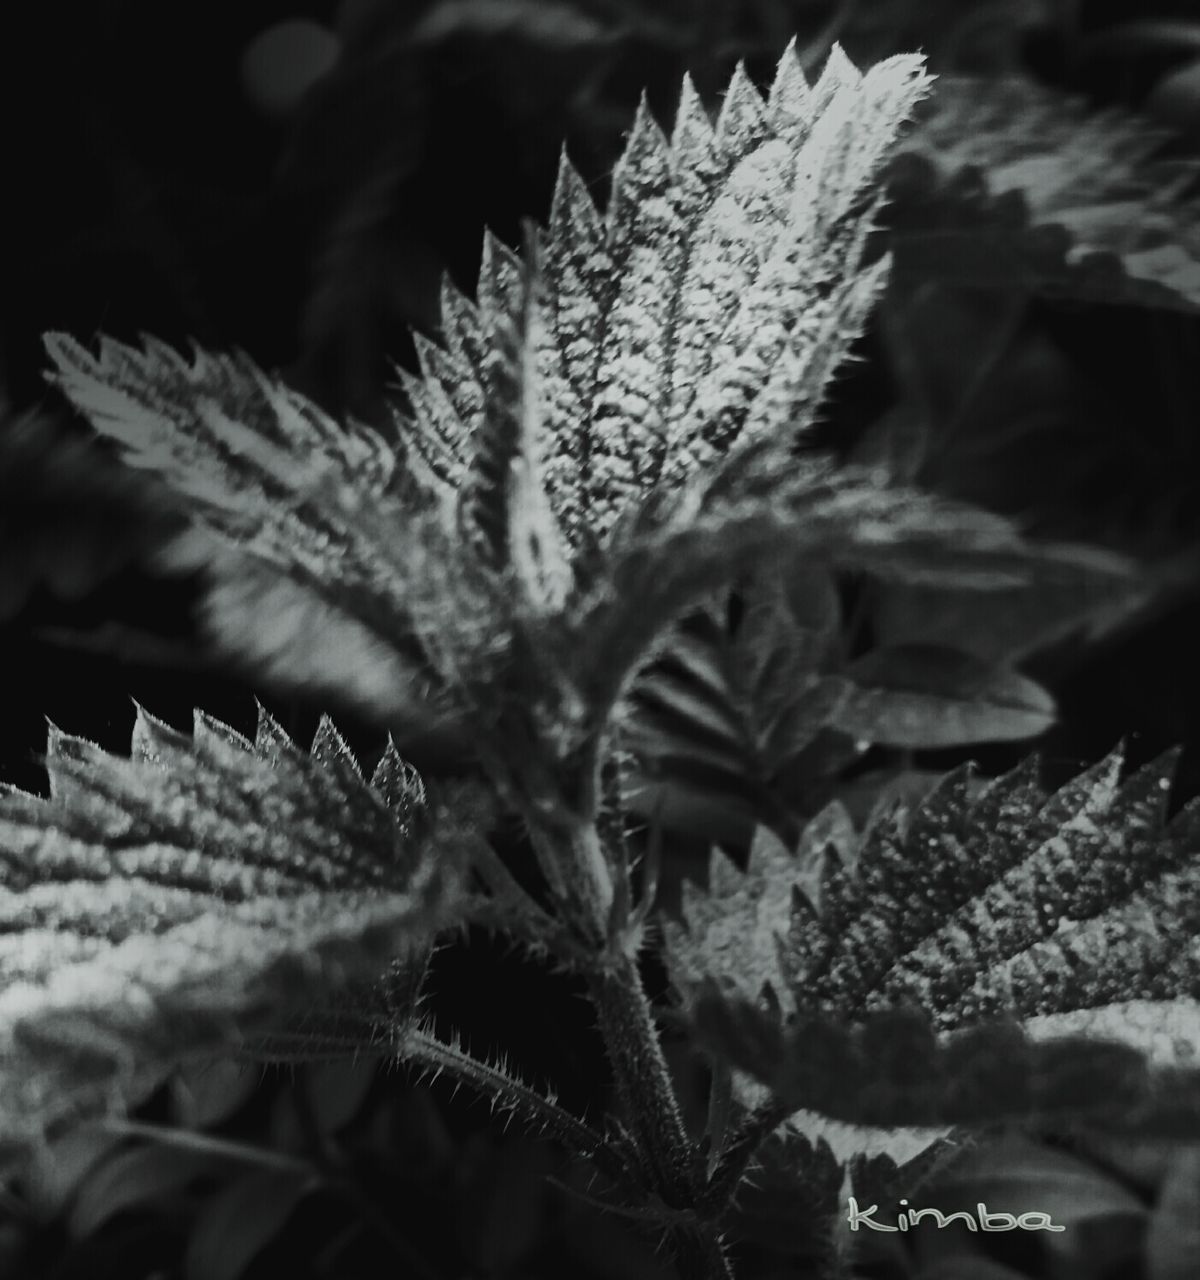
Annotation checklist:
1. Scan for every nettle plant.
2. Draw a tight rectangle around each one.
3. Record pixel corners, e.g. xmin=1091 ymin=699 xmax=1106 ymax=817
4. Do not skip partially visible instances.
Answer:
xmin=8 ymin=42 xmax=1200 ymax=1279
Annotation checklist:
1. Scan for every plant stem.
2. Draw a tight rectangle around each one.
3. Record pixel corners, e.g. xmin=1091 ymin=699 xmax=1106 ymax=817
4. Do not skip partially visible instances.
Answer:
xmin=398 ymin=1025 xmax=634 ymax=1186
xmin=586 ymin=951 xmax=733 ymax=1279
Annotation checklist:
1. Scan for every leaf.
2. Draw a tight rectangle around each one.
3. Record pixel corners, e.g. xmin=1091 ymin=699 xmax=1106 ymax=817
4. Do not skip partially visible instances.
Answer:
xmin=572 ymin=464 xmax=1129 ymax=768
xmin=456 ymin=229 xmax=572 ymax=610
xmin=886 ymin=153 xmax=1200 ymax=311
xmin=723 ymin=1126 xmax=844 ymax=1257
xmin=68 ymin=1143 xmax=225 ymax=1239
xmin=184 ymin=1168 xmax=313 ymax=1280
xmin=405 ymin=43 xmax=937 ymax=542
xmin=856 ymin=278 xmax=1176 ymax=665
xmin=931 ymin=1135 xmax=1145 ymax=1227
xmin=41 ymin=46 xmax=1130 ymax=857
xmin=894 ymin=77 xmax=1200 ymax=311
xmin=620 ymin=569 xmax=843 ymax=827
xmin=1146 ymin=1147 xmax=1200 ymax=1280
xmin=666 ymin=817 xmax=856 ymax=1012
xmin=835 ymin=645 xmax=1056 ymax=748
xmin=914 ymin=1137 xmax=1149 ymax=1280
xmin=169 ymin=1058 xmax=261 ymax=1130
xmin=678 ymin=746 xmax=1200 ymax=1136
xmin=0 ymin=705 xmax=461 ymax=1165
xmin=695 ymin=998 xmax=1200 ymax=1136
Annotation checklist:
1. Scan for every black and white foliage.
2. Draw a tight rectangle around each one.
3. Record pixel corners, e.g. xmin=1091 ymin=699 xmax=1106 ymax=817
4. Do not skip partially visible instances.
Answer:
xmin=675 ymin=749 xmax=1200 ymax=1143
xmin=896 ymin=75 xmax=1200 ymax=312
xmin=5 ymin=37 xmax=1200 ymax=1280
xmin=0 ymin=704 xmax=455 ymax=1165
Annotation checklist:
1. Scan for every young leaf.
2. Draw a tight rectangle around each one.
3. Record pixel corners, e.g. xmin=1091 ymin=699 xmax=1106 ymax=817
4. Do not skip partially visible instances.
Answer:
xmin=391 ymin=42 xmax=937 ymax=543
xmin=0 ymin=705 xmax=461 ymax=1164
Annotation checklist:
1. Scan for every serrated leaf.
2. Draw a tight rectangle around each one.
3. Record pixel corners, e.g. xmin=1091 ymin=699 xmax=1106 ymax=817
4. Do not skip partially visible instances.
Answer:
xmin=677 ymin=747 xmax=1200 ymax=1140
xmin=621 ymin=570 xmax=843 ymax=829
xmin=42 ymin=48 xmax=1132 ymax=805
xmin=666 ymin=816 xmax=855 ymax=1013
xmin=887 ymin=153 xmax=1200 ymax=311
xmin=895 ymin=77 xmax=1200 ymax=311
xmin=40 ymin=46 xmax=1134 ymax=968
xmin=0 ymin=707 xmax=461 ymax=1164
xmin=573 ymin=466 xmax=1129 ymax=772
xmin=695 ymin=998 xmax=1200 ymax=1135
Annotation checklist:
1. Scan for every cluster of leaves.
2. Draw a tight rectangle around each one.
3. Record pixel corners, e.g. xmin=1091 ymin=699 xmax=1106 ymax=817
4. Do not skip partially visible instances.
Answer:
xmin=7 ymin=5 xmax=1200 ymax=1278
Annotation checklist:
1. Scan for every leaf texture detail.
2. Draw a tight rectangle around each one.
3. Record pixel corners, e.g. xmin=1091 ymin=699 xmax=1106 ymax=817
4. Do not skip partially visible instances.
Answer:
xmin=0 ymin=705 xmax=456 ymax=1161
xmin=673 ymin=747 xmax=1200 ymax=1134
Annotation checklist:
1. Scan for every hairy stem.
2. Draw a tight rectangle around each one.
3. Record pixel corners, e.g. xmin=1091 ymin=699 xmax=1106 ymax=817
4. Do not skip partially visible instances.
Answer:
xmin=705 ymin=1096 xmax=793 ymax=1211
xmin=396 ymin=1025 xmax=631 ymax=1183
xmin=587 ymin=952 xmax=733 ymax=1278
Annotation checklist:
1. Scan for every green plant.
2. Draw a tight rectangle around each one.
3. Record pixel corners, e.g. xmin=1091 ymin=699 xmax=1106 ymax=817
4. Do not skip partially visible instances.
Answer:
xmin=6 ymin=40 xmax=1200 ymax=1280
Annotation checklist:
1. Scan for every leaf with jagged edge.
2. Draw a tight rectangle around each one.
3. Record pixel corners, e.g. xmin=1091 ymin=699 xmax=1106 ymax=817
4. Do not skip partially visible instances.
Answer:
xmin=620 ymin=569 xmax=846 ymax=831
xmin=41 ymin=47 xmax=1132 ymax=854
xmin=408 ymin=42 xmax=936 ymax=542
xmin=0 ymin=703 xmax=466 ymax=1168
xmin=454 ymin=228 xmax=572 ymax=612
xmin=39 ymin=333 xmax=495 ymax=723
xmin=886 ymin=154 xmax=1200 ymax=312
xmin=671 ymin=746 xmax=1200 ymax=1159
xmin=695 ymin=998 xmax=1200 ymax=1137
xmin=893 ymin=77 xmax=1200 ymax=311
xmin=666 ymin=818 xmax=857 ymax=1015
